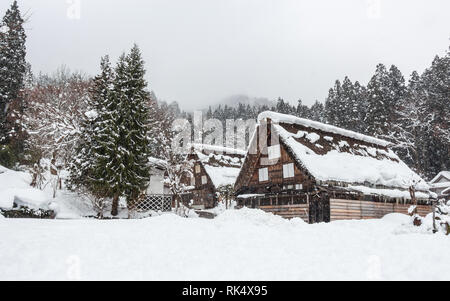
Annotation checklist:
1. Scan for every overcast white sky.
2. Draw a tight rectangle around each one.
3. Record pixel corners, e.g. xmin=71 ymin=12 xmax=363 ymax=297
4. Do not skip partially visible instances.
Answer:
xmin=2 ymin=0 xmax=449 ymax=110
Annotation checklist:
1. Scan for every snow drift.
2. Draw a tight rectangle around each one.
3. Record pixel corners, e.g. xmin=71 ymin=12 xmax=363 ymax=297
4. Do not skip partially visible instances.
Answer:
xmin=1 ymin=208 xmax=449 ymax=281
xmin=0 ymin=165 xmax=51 ymax=210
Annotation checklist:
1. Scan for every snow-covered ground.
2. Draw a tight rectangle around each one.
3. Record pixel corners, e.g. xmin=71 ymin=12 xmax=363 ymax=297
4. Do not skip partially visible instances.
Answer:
xmin=1 ymin=209 xmax=449 ymax=281
xmin=1 ymin=164 xmax=448 ymax=280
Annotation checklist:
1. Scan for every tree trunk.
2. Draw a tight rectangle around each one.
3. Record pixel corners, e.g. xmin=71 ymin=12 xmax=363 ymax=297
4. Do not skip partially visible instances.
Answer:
xmin=111 ymin=194 xmax=119 ymax=216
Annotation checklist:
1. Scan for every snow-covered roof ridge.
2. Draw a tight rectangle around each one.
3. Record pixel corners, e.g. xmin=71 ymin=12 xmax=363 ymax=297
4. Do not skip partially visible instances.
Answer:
xmin=148 ymin=157 xmax=167 ymax=169
xmin=430 ymin=171 xmax=450 ymax=184
xmin=442 ymin=187 xmax=450 ymax=195
xmin=190 ymin=143 xmax=246 ymax=156
xmin=258 ymin=111 xmax=391 ymax=147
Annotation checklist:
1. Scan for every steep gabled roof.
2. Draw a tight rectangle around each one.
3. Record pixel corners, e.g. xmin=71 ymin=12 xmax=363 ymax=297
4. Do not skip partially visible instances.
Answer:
xmin=430 ymin=171 xmax=450 ymax=184
xmin=245 ymin=112 xmax=429 ymax=192
xmin=190 ymin=144 xmax=245 ymax=188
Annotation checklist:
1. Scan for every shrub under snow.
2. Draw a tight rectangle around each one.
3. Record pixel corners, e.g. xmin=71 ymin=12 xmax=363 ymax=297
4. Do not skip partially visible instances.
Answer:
xmin=407 ymin=200 xmax=450 ymax=235
xmin=433 ymin=200 xmax=450 ymax=235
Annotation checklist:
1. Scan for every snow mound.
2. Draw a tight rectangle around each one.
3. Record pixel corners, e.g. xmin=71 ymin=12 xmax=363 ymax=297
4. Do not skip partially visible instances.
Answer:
xmin=381 ymin=213 xmax=411 ymax=224
xmin=215 ymin=207 xmax=306 ymax=228
xmin=1 ymin=188 xmax=49 ymax=210
xmin=0 ymin=166 xmax=51 ymax=210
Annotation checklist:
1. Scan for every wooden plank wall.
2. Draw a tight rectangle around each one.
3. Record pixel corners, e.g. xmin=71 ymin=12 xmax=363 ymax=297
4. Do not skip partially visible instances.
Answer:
xmin=260 ymin=204 xmax=309 ymax=222
xmin=245 ymin=143 xmax=314 ymax=193
xmin=330 ymin=199 xmax=432 ymax=221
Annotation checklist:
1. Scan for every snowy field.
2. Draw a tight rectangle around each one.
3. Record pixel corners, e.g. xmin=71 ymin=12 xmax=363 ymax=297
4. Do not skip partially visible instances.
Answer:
xmin=1 ymin=209 xmax=449 ymax=281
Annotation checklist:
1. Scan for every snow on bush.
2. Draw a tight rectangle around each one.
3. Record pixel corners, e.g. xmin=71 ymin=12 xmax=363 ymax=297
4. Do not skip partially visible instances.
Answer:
xmin=432 ymin=200 xmax=450 ymax=235
xmin=0 ymin=165 xmax=51 ymax=210
xmin=395 ymin=201 xmax=450 ymax=235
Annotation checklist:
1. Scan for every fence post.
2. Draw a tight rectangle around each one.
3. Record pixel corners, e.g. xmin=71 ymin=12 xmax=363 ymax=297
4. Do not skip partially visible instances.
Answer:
xmin=432 ymin=198 xmax=437 ymax=233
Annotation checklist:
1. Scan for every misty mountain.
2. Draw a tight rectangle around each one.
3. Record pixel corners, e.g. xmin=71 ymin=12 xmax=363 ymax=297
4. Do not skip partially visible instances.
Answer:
xmin=213 ymin=94 xmax=275 ymax=109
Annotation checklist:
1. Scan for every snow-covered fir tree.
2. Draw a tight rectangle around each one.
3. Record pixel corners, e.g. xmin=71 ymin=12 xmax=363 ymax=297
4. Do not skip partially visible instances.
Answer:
xmin=296 ymin=99 xmax=311 ymax=119
xmin=340 ymin=77 xmax=364 ymax=132
xmin=364 ymin=64 xmax=391 ymax=136
xmin=69 ymin=46 xmax=154 ymax=216
xmin=67 ymin=56 xmax=114 ymax=197
xmin=417 ymin=53 xmax=450 ymax=179
xmin=0 ymin=1 xmax=27 ymax=165
xmin=364 ymin=64 xmax=406 ymax=139
xmin=352 ymin=81 xmax=367 ymax=133
xmin=325 ymin=80 xmax=344 ymax=127
xmin=107 ymin=45 xmax=152 ymax=215
xmin=309 ymin=100 xmax=325 ymax=123
xmin=275 ymin=98 xmax=294 ymax=115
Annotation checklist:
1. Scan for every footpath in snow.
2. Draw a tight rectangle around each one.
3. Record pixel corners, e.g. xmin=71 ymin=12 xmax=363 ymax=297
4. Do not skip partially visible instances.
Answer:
xmin=1 ymin=208 xmax=449 ymax=281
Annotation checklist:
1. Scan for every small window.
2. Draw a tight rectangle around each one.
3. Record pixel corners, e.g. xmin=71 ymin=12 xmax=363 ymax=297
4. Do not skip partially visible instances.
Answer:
xmin=195 ymin=165 xmax=201 ymax=174
xmin=201 ymin=176 xmax=208 ymax=185
xmin=283 ymin=163 xmax=295 ymax=178
xmin=268 ymin=145 xmax=281 ymax=160
xmin=259 ymin=168 xmax=269 ymax=182
xmin=295 ymin=184 xmax=303 ymax=190
xmin=190 ymin=176 xmax=196 ymax=186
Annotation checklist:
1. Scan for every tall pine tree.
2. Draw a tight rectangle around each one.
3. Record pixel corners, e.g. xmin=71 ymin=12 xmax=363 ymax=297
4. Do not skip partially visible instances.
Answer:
xmin=68 ymin=55 xmax=115 ymax=198
xmin=365 ymin=64 xmax=405 ymax=138
xmin=0 ymin=1 xmax=27 ymax=166
xmin=364 ymin=64 xmax=390 ymax=137
xmin=418 ymin=54 xmax=450 ymax=179
xmin=325 ymin=80 xmax=344 ymax=127
xmin=108 ymin=45 xmax=152 ymax=215
xmin=69 ymin=46 xmax=153 ymax=216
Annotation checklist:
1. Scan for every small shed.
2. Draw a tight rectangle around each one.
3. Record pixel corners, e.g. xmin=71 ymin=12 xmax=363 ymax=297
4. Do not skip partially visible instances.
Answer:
xmin=235 ymin=111 xmax=433 ymax=223
xmin=146 ymin=157 xmax=172 ymax=195
xmin=131 ymin=157 xmax=173 ymax=213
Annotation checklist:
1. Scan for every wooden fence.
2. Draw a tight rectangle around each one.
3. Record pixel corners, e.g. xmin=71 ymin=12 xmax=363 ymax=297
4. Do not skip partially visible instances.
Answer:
xmin=259 ymin=204 xmax=309 ymax=222
xmin=257 ymin=199 xmax=432 ymax=223
xmin=330 ymin=199 xmax=432 ymax=221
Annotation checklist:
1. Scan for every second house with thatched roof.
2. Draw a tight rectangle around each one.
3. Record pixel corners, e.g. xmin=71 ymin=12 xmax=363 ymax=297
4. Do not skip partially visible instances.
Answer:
xmin=181 ymin=144 xmax=246 ymax=209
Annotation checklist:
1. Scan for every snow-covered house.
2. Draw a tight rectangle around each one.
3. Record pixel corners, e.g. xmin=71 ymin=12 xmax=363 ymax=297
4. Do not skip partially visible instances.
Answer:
xmin=146 ymin=157 xmax=171 ymax=195
xmin=181 ymin=144 xmax=246 ymax=209
xmin=235 ymin=111 xmax=433 ymax=223
xmin=430 ymin=171 xmax=450 ymax=200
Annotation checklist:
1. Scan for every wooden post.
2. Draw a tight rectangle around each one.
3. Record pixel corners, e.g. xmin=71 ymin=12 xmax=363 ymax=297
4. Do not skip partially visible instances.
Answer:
xmin=432 ymin=198 xmax=437 ymax=234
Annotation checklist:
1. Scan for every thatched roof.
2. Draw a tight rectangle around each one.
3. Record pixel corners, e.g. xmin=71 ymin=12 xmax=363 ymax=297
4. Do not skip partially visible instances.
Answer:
xmin=249 ymin=112 xmax=430 ymax=195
